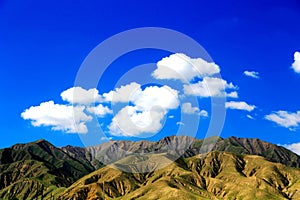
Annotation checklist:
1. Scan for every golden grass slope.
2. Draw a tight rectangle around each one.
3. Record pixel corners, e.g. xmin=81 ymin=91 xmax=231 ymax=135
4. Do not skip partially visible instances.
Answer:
xmin=58 ymin=151 xmax=300 ymax=200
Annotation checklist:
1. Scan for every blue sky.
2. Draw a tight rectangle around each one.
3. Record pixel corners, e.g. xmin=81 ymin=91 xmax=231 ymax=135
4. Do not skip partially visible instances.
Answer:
xmin=1 ymin=0 xmax=300 ymax=153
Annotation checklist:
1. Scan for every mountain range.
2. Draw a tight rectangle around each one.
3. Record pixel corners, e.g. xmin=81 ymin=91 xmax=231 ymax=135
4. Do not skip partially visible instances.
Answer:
xmin=1 ymin=136 xmax=300 ymax=199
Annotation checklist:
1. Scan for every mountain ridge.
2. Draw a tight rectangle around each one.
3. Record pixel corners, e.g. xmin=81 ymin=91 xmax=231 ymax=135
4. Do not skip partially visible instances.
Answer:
xmin=1 ymin=135 xmax=300 ymax=199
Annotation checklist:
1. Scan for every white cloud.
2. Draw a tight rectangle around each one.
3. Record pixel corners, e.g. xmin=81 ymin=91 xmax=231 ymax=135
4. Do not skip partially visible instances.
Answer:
xmin=61 ymin=87 xmax=102 ymax=105
xmin=176 ymin=121 xmax=185 ymax=126
xmin=152 ymin=53 xmax=220 ymax=82
xmin=86 ymin=104 xmax=112 ymax=117
xmin=108 ymin=85 xmax=180 ymax=137
xmin=109 ymin=106 xmax=165 ymax=137
xmin=182 ymin=103 xmax=199 ymax=114
xmin=265 ymin=110 xmax=300 ymax=130
xmin=225 ymin=101 xmax=256 ymax=112
xmin=281 ymin=143 xmax=300 ymax=155
xmin=181 ymin=102 xmax=208 ymax=117
xmin=292 ymin=51 xmax=300 ymax=73
xmin=246 ymin=114 xmax=254 ymax=120
xmin=103 ymin=82 xmax=141 ymax=103
xmin=100 ymin=136 xmax=113 ymax=142
xmin=243 ymin=71 xmax=260 ymax=79
xmin=132 ymin=85 xmax=179 ymax=111
xmin=21 ymin=101 xmax=92 ymax=134
xmin=199 ymin=110 xmax=209 ymax=117
xmin=227 ymin=91 xmax=238 ymax=98
xmin=183 ymin=77 xmax=237 ymax=98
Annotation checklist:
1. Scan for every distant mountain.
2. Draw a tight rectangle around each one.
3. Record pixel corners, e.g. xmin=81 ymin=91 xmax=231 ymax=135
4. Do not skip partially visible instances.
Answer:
xmin=57 ymin=151 xmax=300 ymax=200
xmin=63 ymin=136 xmax=300 ymax=169
xmin=1 ymin=136 xmax=300 ymax=199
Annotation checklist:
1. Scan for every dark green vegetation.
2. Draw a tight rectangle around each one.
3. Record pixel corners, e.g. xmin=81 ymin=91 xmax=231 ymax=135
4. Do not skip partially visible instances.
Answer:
xmin=0 ymin=140 xmax=95 ymax=199
xmin=1 ymin=136 xmax=300 ymax=199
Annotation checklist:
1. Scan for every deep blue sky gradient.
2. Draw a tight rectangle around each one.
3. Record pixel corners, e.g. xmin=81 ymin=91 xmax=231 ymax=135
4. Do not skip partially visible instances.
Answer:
xmin=1 ymin=0 xmax=300 ymax=147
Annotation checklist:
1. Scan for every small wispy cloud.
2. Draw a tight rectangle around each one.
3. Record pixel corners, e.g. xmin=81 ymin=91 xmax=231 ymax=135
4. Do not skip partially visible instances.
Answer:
xmin=243 ymin=70 xmax=260 ymax=79
xmin=176 ymin=121 xmax=185 ymax=126
xmin=246 ymin=114 xmax=255 ymax=120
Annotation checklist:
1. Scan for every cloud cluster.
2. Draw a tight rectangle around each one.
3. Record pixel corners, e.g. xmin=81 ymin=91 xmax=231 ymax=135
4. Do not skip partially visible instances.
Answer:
xmin=22 ymin=88 xmax=113 ymax=134
xmin=292 ymin=51 xmax=300 ymax=73
xmin=265 ymin=110 xmax=300 ymax=130
xmin=21 ymin=101 xmax=92 ymax=133
xmin=152 ymin=53 xmax=220 ymax=82
xmin=22 ymin=52 xmax=258 ymax=138
xmin=108 ymin=85 xmax=179 ymax=137
xmin=243 ymin=71 xmax=260 ymax=79
xmin=225 ymin=101 xmax=256 ymax=112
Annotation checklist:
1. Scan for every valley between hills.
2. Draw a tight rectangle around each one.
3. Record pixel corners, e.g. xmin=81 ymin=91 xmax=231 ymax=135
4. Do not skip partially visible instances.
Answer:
xmin=1 ymin=136 xmax=300 ymax=200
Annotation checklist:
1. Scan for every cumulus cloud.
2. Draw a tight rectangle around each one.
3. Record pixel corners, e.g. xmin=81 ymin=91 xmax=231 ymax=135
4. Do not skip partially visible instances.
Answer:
xmin=225 ymin=101 xmax=256 ymax=112
xmin=227 ymin=91 xmax=238 ymax=98
xmin=152 ymin=53 xmax=220 ymax=82
xmin=281 ymin=143 xmax=300 ymax=155
xmin=265 ymin=110 xmax=300 ymax=130
xmin=132 ymin=85 xmax=179 ymax=111
xmin=108 ymin=85 xmax=180 ymax=137
xmin=292 ymin=51 xmax=300 ymax=73
xmin=243 ymin=71 xmax=260 ymax=79
xmin=103 ymin=82 xmax=141 ymax=103
xmin=181 ymin=102 xmax=208 ymax=117
xmin=61 ymin=87 xmax=102 ymax=104
xmin=21 ymin=101 xmax=92 ymax=133
xmin=86 ymin=104 xmax=112 ymax=117
xmin=183 ymin=77 xmax=237 ymax=98
xmin=109 ymin=106 xmax=165 ymax=137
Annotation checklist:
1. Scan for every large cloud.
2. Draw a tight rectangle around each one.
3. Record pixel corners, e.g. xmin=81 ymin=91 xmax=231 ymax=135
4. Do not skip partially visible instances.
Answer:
xmin=108 ymin=106 xmax=165 ymax=137
xmin=265 ymin=110 xmax=300 ymax=130
xmin=132 ymin=85 xmax=179 ymax=111
xmin=225 ymin=101 xmax=256 ymax=112
xmin=102 ymin=82 xmax=141 ymax=103
xmin=292 ymin=51 xmax=300 ymax=73
xmin=108 ymin=85 xmax=180 ymax=137
xmin=21 ymin=101 xmax=92 ymax=133
xmin=243 ymin=70 xmax=260 ymax=79
xmin=61 ymin=87 xmax=102 ymax=104
xmin=152 ymin=53 xmax=220 ymax=82
xmin=183 ymin=77 xmax=237 ymax=98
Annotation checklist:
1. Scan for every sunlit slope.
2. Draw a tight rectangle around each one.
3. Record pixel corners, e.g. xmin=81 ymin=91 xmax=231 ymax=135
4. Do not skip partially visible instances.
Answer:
xmin=58 ymin=151 xmax=300 ymax=200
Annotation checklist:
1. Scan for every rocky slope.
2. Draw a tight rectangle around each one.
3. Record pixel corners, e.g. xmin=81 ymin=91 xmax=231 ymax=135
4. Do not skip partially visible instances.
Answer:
xmin=58 ymin=151 xmax=300 ymax=200
xmin=64 ymin=136 xmax=300 ymax=169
